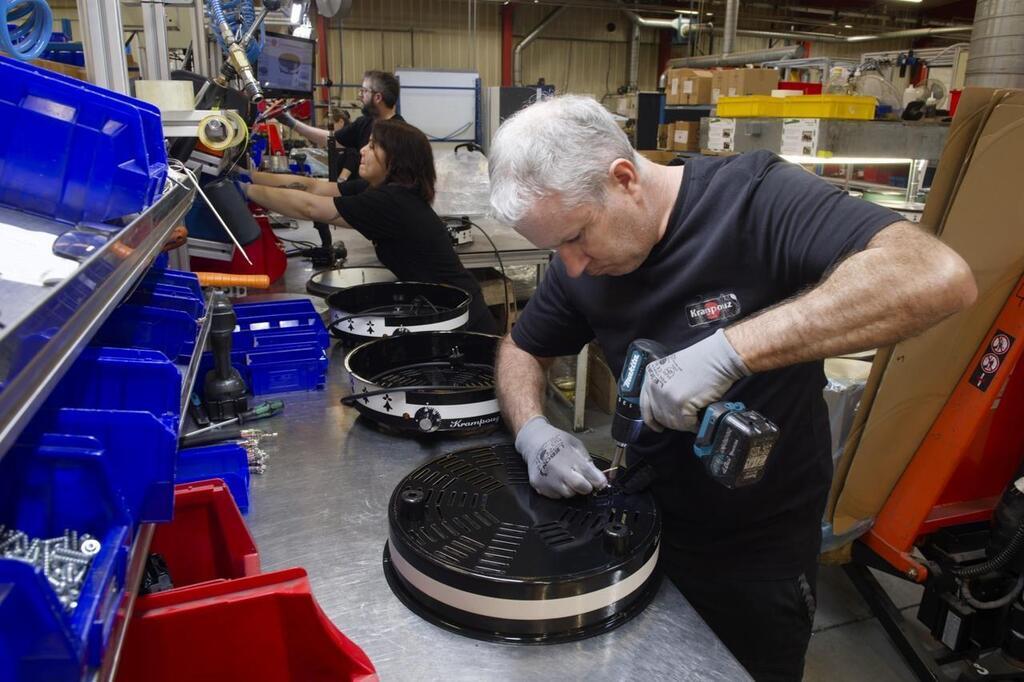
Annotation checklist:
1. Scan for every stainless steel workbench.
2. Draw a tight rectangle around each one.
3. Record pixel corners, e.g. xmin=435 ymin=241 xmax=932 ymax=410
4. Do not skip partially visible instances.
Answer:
xmin=244 ymin=260 xmax=751 ymax=680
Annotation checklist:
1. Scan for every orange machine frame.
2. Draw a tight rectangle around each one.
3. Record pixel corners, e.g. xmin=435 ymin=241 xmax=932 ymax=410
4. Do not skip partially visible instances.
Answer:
xmin=863 ymin=273 xmax=1024 ymax=583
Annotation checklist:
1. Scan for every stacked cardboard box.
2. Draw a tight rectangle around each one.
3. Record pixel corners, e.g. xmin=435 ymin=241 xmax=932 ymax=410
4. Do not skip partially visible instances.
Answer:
xmin=666 ymin=68 xmax=714 ymax=105
xmin=826 ymin=88 xmax=1024 ymax=557
xmin=711 ymin=68 xmax=780 ymax=103
xmin=671 ymin=121 xmax=701 ymax=151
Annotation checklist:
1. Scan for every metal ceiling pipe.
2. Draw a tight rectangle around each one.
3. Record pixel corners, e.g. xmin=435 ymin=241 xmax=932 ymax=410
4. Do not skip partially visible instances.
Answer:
xmin=513 ymin=5 xmax=567 ymax=86
xmin=730 ymin=24 xmax=971 ymax=44
xmin=723 ymin=0 xmax=739 ymax=54
xmin=628 ymin=21 xmax=641 ymax=91
xmin=667 ymin=44 xmax=803 ymax=68
xmin=966 ymin=0 xmax=1024 ymax=87
xmin=843 ymin=25 xmax=973 ymax=42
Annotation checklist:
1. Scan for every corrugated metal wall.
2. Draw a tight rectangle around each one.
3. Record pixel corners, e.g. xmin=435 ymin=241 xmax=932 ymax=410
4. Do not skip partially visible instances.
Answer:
xmin=328 ymin=0 xmax=659 ymax=97
xmin=326 ymin=2 xmax=917 ymax=97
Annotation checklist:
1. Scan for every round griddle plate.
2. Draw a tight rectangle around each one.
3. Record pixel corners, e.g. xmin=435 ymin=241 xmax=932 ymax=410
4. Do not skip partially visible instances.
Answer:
xmin=345 ymin=332 xmax=501 ymax=436
xmin=383 ymin=443 xmax=661 ymax=643
xmin=306 ymin=266 xmax=397 ymax=298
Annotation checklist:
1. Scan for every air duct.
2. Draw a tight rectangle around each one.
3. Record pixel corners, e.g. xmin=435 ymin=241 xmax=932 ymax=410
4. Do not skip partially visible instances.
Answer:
xmin=667 ymin=44 xmax=804 ymax=68
xmin=723 ymin=0 xmax=739 ymax=54
xmin=966 ymin=0 xmax=1024 ymax=88
xmin=513 ymin=6 xmax=566 ymax=86
xmin=628 ymin=21 xmax=640 ymax=91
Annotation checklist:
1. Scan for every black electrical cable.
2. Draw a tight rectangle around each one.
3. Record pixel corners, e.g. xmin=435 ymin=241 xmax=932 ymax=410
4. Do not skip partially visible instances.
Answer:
xmin=954 ymin=519 xmax=1024 ymax=578
xmin=467 ymin=220 xmax=511 ymax=332
xmin=961 ymin=574 xmax=1024 ymax=611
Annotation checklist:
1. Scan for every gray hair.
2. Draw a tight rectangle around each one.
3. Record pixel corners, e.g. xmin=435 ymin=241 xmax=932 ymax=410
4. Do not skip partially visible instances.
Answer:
xmin=488 ymin=95 xmax=640 ymax=225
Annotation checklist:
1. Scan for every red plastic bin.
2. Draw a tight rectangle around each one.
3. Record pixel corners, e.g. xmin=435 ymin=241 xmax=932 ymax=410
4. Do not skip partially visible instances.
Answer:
xmin=117 ymin=568 xmax=377 ymax=682
xmin=146 ymin=479 xmax=259 ymax=591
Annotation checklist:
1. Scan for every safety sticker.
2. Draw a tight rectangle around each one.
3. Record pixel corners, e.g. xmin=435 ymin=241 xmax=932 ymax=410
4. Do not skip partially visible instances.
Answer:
xmin=969 ymin=330 xmax=1015 ymax=392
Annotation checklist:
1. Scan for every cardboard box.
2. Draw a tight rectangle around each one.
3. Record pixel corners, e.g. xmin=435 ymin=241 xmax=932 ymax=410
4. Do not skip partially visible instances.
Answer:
xmin=681 ymin=69 xmax=714 ymax=105
xmin=729 ymin=68 xmax=779 ymax=97
xmin=711 ymin=70 xmax=728 ymax=104
xmin=657 ymin=123 xmax=672 ymax=150
xmin=666 ymin=68 xmax=689 ymax=106
xmin=827 ymin=88 xmax=1024 ymax=542
xmin=671 ymin=121 xmax=700 ymax=151
xmin=667 ymin=68 xmax=713 ymax=105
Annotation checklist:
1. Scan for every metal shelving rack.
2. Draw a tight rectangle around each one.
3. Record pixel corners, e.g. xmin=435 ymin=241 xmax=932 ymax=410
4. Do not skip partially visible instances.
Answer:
xmin=92 ymin=290 xmax=214 ymax=681
xmin=0 ymin=176 xmax=195 ymax=457
xmin=0 ymin=175 xmax=197 ymax=680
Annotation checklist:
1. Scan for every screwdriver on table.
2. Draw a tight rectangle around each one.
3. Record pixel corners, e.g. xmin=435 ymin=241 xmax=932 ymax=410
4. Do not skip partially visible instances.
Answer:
xmin=184 ymin=399 xmax=285 ymax=438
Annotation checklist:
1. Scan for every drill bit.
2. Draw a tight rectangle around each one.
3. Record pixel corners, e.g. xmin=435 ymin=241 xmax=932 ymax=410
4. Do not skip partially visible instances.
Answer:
xmin=606 ymin=444 xmax=627 ymax=481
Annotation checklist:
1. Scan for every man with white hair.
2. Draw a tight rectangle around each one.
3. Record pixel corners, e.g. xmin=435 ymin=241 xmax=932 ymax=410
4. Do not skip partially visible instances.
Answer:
xmin=488 ymin=95 xmax=976 ymax=681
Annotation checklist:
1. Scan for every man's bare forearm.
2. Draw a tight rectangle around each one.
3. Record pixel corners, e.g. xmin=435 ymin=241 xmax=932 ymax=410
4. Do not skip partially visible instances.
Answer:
xmin=496 ymin=335 xmax=553 ymax=433
xmin=289 ymin=120 xmax=330 ymax=147
xmin=726 ymin=221 xmax=977 ymax=372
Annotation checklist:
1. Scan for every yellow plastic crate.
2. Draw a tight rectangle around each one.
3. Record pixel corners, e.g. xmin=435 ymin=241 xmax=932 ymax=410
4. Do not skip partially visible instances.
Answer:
xmin=782 ymin=95 xmax=877 ymax=120
xmin=715 ymin=95 xmax=786 ymax=118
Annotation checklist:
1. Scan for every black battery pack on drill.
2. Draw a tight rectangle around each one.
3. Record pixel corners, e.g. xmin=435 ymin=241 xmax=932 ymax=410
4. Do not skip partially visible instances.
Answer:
xmin=203 ymin=291 xmax=248 ymax=421
xmin=694 ymin=402 xmax=779 ymax=488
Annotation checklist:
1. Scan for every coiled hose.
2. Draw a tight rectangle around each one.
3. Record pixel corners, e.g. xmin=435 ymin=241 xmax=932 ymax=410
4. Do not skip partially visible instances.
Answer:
xmin=205 ymin=0 xmax=263 ymax=63
xmin=0 ymin=0 xmax=53 ymax=62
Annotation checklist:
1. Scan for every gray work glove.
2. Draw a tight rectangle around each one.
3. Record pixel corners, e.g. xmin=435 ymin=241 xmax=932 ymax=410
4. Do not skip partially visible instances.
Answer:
xmin=515 ymin=416 xmax=608 ymax=499
xmin=639 ymin=329 xmax=751 ymax=433
xmin=275 ymin=110 xmax=298 ymax=129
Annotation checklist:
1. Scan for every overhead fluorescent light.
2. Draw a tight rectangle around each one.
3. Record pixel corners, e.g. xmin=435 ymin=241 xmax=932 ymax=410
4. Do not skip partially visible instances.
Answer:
xmin=782 ymin=155 xmax=915 ymax=165
xmin=674 ymin=9 xmax=700 ymax=15
xmin=290 ymin=2 xmax=302 ymax=24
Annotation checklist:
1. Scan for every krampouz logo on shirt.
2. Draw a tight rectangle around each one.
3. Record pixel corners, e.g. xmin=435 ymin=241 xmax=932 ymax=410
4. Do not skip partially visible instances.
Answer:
xmin=686 ymin=293 xmax=741 ymax=327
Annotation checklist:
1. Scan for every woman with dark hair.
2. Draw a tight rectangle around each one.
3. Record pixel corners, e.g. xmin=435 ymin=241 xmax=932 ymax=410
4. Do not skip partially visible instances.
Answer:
xmin=242 ymin=119 xmax=499 ymax=335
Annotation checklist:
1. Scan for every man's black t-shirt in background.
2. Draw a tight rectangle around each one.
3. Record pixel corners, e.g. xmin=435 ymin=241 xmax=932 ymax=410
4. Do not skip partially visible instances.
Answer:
xmin=511 ymin=150 xmax=903 ymax=580
xmin=331 ymin=113 xmax=405 ymax=182
xmin=333 ymin=181 xmax=499 ymax=335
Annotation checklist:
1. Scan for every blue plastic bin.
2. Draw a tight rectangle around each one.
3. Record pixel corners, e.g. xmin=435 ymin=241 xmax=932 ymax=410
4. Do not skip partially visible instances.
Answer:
xmin=142 ymin=268 xmax=203 ymax=303
xmin=126 ymin=286 xmax=205 ymax=319
xmin=47 ymin=347 xmax=181 ymax=430
xmin=93 ymin=304 xmax=198 ymax=362
xmin=0 ymin=54 xmax=167 ymax=223
xmin=0 ymin=434 xmax=133 ymax=678
xmin=233 ymin=300 xmax=329 ymax=349
xmin=176 ymin=444 xmax=251 ymax=513
xmin=45 ymin=408 xmax=178 ymax=523
xmin=245 ymin=346 xmax=329 ymax=395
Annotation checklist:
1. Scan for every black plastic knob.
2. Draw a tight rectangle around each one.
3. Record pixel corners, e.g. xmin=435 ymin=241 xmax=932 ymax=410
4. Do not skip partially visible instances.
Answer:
xmin=415 ymin=407 xmax=441 ymax=433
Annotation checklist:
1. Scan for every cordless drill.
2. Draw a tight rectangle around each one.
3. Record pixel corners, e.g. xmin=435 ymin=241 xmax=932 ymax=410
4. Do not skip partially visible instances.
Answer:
xmin=608 ymin=339 xmax=780 ymax=489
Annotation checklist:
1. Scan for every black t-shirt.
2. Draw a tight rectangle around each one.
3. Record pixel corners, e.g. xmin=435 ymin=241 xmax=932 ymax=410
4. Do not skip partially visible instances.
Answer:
xmin=332 ymin=113 xmax=405 ymax=181
xmin=511 ymin=150 xmax=903 ymax=579
xmin=334 ymin=181 xmax=499 ymax=334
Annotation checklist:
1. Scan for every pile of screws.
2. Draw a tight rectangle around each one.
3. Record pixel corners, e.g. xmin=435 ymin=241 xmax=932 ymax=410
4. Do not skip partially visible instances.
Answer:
xmin=0 ymin=526 xmax=101 ymax=611
xmin=242 ymin=429 xmax=277 ymax=475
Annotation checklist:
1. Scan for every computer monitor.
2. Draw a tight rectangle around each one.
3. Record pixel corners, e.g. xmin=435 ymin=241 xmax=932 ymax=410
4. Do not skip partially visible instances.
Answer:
xmin=257 ymin=31 xmax=316 ymax=99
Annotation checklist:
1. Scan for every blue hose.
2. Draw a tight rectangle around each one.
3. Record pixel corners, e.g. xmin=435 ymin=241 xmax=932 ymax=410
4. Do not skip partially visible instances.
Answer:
xmin=0 ymin=0 xmax=53 ymax=62
xmin=205 ymin=0 xmax=263 ymax=64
